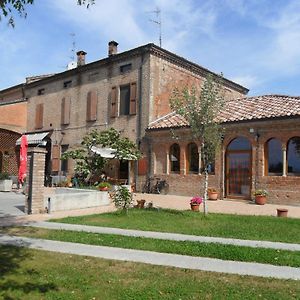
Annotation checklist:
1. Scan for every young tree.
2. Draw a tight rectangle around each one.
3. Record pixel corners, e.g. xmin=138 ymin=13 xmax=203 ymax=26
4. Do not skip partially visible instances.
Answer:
xmin=61 ymin=128 xmax=141 ymax=183
xmin=1 ymin=0 xmax=94 ymax=27
xmin=170 ymin=75 xmax=225 ymax=215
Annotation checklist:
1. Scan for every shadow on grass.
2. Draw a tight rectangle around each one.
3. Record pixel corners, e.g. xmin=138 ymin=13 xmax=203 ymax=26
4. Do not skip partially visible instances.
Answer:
xmin=0 ymin=236 xmax=57 ymax=299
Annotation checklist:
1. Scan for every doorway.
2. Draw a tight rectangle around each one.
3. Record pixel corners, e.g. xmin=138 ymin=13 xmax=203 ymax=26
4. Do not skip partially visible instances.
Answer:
xmin=226 ymin=137 xmax=252 ymax=199
xmin=119 ymin=160 xmax=129 ymax=182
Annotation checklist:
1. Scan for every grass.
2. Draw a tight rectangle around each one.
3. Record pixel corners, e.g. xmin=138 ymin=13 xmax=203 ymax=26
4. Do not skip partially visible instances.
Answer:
xmin=1 ymin=245 xmax=300 ymax=299
xmin=51 ymin=208 xmax=300 ymax=244
xmin=3 ymin=226 xmax=300 ymax=267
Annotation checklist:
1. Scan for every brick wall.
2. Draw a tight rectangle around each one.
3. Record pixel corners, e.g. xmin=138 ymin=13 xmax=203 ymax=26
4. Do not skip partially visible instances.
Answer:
xmin=149 ymin=55 xmax=246 ymax=122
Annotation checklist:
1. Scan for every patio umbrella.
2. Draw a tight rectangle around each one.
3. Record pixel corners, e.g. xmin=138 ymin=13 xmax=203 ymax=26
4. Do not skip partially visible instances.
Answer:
xmin=18 ymin=135 xmax=28 ymax=184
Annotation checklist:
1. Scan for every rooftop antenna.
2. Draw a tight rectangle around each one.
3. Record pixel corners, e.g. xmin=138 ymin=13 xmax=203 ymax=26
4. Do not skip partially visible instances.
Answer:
xmin=70 ymin=33 xmax=76 ymax=61
xmin=149 ymin=7 xmax=162 ymax=47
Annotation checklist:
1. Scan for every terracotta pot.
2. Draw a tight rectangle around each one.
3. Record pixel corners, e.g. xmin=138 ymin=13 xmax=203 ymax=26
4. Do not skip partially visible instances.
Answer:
xmin=99 ymin=186 xmax=109 ymax=191
xmin=255 ymin=195 xmax=267 ymax=205
xmin=208 ymin=192 xmax=218 ymax=201
xmin=137 ymin=199 xmax=146 ymax=209
xmin=277 ymin=208 xmax=288 ymax=217
xmin=191 ymin=204 xmax=200 ymax=211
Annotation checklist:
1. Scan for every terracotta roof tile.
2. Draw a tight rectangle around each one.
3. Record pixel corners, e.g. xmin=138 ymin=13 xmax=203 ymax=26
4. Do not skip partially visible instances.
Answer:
xmin=148 ymin=95 xmax=300 ymax=130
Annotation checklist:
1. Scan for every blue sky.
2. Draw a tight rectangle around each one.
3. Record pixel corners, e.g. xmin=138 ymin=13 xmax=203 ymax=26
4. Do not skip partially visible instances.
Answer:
xmin=1 ymin=0 xmax=300 ymax=96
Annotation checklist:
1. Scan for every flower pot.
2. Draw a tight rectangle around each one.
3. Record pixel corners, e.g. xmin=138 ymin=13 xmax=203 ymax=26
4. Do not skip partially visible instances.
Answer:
xmin=137 ymin=199 xmax=146 ymax=209
xmin=255 ymin=195 xmax=267 ymax=205
xmin=277 ymin=208 xmax=288 ymax=217
xmin=190 ymin=204 xmax=200 ymax=211
xmin=208 ymin=192 xmax=218 ymax=201
xmin=99 ymin=187 xmax=109 ymax=191
xmin=0 ymin=179 xmax=12 ymax=192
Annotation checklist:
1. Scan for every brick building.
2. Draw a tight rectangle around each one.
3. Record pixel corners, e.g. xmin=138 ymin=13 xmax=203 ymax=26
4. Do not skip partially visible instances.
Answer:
xmin=3 ymin=41 xmax=299 ymax=205
xmin=0 ymin=84 xmax=27 ymax=175
xmin=147 ymin=95 xmax=300 ymax=205
xmin=22 ymin=41 xmax=247 ymax=185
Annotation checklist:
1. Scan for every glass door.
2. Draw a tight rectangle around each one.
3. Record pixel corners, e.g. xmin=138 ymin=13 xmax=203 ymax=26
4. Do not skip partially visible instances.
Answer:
xmin=226 ymin=151 xmax=251 ymax=198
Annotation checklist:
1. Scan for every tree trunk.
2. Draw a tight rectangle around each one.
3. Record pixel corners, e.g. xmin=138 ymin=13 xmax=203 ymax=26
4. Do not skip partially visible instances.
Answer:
xmin=203 ymin=168 xmax=208 ymax=216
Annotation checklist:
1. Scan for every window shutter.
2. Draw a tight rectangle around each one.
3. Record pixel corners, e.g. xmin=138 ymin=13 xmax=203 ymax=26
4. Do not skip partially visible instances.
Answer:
xmin=86 ymin=91 xmax=97 ymax=121
xmin=61 ymin=97 xmax=71 ymax=125
xmin=138 ymin=157 xmax=148 ymax=175
xmin=111 ymin=87 xmax=117 ymax=118
xmin=35 ymin=103 xmax=44 ymax=129
xmin=130 ymin=82 xmax=137 ymax=115
xmin=51 ymin=144 xmax=60 ymax=172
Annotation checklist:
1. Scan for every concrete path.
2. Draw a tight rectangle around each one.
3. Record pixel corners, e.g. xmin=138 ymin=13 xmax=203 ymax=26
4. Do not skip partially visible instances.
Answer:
xmin=136 ymin=193 xmax=300 ymax=218
xmin=0 ymin=234 xmax=299 ymax=280
xmin=29 ymin=221 xmax=300 ymax=252
xmin=0 ymin=192 xmax=25 ymax=217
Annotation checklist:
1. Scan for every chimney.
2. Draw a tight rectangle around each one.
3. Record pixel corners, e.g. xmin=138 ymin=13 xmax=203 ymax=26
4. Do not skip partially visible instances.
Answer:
xmin=108 ymin=41 xmax=118 ymax=56
xmin=76 ymin=50 xmax=87 ymax=66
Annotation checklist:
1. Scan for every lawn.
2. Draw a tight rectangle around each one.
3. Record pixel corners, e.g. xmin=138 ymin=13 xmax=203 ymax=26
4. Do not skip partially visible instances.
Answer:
xmin=3 ymin=226 xmax=300 ymax=267
xmin=51 ymin=208 xmax=300 ymax=243
xmin=1 ymin=245 xmax=299 ymax=300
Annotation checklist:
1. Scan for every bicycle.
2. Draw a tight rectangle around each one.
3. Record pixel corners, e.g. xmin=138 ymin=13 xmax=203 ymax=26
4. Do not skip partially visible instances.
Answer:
xmin=142 ymin=177 xmax=169 ymax=194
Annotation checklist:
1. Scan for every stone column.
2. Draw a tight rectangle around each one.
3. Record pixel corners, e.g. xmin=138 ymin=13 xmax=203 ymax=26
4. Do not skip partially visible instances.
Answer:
xmin=180 ymin=144 xmax=186 ymax=175
xmin=166 ymin=150 xmax=170 ymax=175
xmin=282 ymin=145 xmax=287 ymax=177
xmin=25 ymin=147 xmax=47 ymax=214
xmin=198 ymin=145 xmax=202 ymax=175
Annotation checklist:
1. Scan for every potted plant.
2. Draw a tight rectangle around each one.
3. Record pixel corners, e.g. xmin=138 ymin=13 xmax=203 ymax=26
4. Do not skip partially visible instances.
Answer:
xmin=98 ymin=182 xmax=112 ymax=191
xmin=253 ymin=189 xmax=268 ymax=205
xmin=190 ymin=196 xmax=203 ymax=211
xmin=0 ymin=172 xmax=12 ymax=192
xmin=136 ymin=199 xmax=146 ymax=209
xmin=207 ymin=188 xmax=218 ymax=200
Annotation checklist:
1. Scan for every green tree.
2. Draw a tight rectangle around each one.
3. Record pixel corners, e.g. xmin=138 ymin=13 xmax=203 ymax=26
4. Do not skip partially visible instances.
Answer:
xmin=170 ymin=75 xmax=225 ymax=215
xmin=0 ymin=0 xmax=94 ymax=27
xmin=61 ymin=128 xmax=141 ymax=183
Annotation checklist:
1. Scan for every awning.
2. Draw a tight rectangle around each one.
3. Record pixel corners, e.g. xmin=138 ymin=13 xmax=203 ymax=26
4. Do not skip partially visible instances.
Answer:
xmin=90 ymin=146 xmax=136 ymax=160
xmin=90 ymin=146 xmax=116 ymax=158
xmin=16 ymin=132 xmax=50 ymax=146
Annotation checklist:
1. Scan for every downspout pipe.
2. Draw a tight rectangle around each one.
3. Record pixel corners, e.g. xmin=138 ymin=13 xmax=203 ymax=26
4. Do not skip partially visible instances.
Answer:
xmin=135 ymin=53 xmax=145 ymax=186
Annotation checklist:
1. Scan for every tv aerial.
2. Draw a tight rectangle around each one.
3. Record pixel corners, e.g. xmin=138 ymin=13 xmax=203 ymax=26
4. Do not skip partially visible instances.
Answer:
xmin=149 ymin=7 xmax=162 ymax=47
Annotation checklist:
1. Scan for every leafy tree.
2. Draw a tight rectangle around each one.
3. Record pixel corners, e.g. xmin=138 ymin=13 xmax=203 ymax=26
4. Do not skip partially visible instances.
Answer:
xmin=61 ymin=128 xmax=141 ymax=183
xmin=0 ymin=0 xmax=95 ymax=27
xmin=170 ymin=75 xmax=225 ymax=215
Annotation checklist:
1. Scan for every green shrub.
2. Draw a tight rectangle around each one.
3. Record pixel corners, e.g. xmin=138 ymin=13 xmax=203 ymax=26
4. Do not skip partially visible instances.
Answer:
xmin=111 ymin=186 xmax=132 ymax=211
xmin=0 ymin=173 xmax=10 ymax=180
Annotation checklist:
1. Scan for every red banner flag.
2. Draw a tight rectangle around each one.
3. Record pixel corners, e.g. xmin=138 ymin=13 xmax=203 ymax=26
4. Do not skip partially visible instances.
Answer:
xmin=18 ymin=135 xmax=28 ymax=184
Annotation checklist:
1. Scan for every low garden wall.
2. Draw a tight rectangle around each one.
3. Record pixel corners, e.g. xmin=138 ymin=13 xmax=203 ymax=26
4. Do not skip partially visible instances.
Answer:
xmin=44 ymin=188 xmax=110 ymax=213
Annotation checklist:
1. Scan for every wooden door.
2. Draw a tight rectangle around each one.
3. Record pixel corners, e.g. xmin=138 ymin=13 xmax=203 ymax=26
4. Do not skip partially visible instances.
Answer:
xmin=226 ymin=151 xmax=251 ymax=199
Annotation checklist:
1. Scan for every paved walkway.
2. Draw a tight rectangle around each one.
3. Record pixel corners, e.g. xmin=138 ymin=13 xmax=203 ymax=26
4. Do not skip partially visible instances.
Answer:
xmin=0 ymin=234 xmax=299 ymax=280
xmin=29 ymin=221 xmax=300 ymax=252
xmin=1 ymin=192 xmax=300 ymax=226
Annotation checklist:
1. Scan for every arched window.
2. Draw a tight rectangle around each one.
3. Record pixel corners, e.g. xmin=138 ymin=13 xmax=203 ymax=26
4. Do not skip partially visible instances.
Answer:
xmin=187 ymin=143 xmax=199 ymax=173
xmin=227 ymin=136 xmax=251 ymax=151
xmin=287 ymin=137 xmax=300 ymax=175
xmin=265 ymin=138 xmax=283 ymax=175
xmin=170 ymin=143 xmax=180 ymax=173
